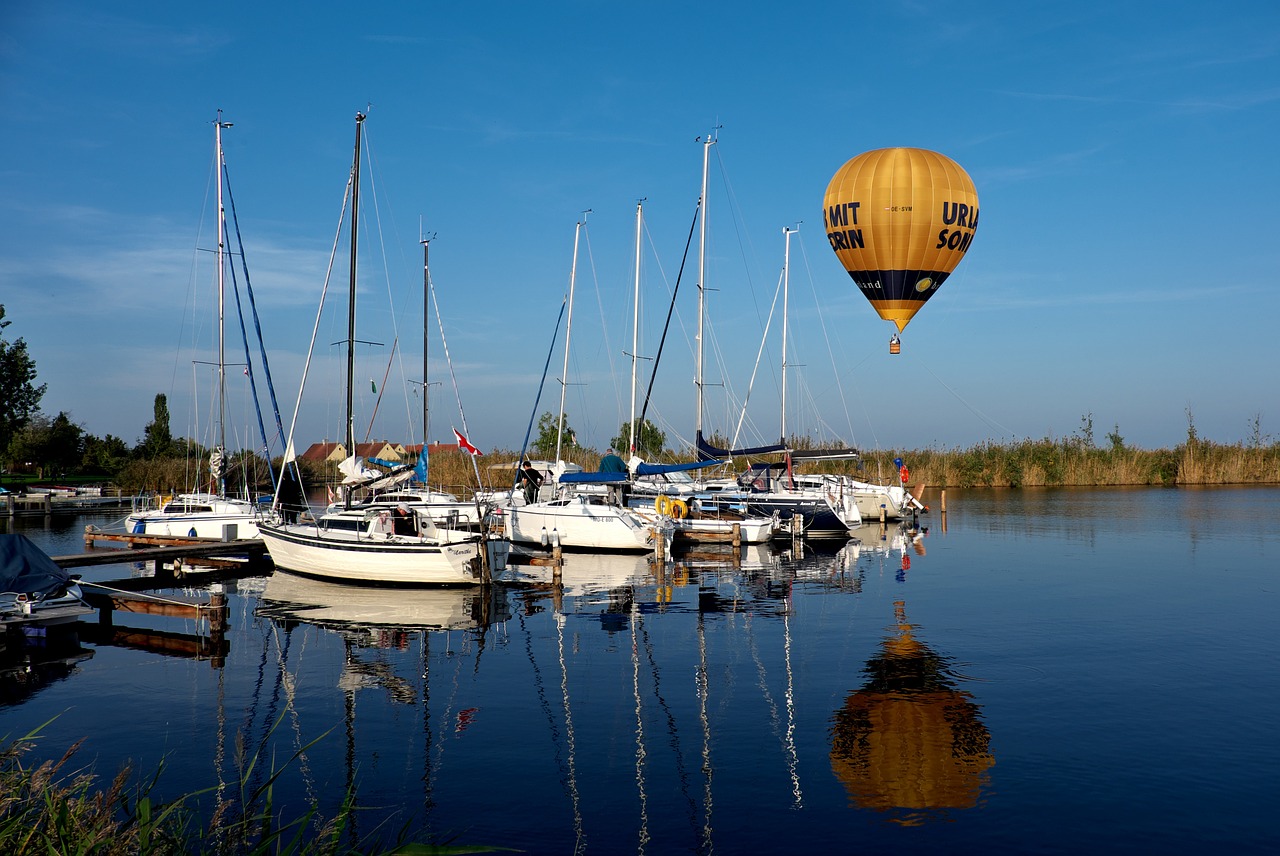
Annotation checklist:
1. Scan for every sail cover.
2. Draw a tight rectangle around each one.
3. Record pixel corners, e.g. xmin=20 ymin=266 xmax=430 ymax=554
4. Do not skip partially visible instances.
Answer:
xmin=0 ymin=534 xmax=75 ymax=599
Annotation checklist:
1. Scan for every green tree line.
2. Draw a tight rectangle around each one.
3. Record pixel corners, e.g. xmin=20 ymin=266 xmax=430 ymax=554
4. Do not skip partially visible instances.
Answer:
xmin=4 ymin=305 xmax=1279 ymax=492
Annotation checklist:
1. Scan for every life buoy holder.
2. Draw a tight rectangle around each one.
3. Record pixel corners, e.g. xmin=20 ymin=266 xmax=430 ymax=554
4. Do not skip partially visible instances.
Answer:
xmin=669 ymin=499 xmax=688 ymax=520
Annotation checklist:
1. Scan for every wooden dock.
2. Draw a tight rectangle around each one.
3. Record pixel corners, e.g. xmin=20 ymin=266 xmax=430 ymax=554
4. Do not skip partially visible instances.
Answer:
xmin=62 ymin=528 xmax=273 ymax=579
xmin=20 ymin=530 xmax=272 ymax=667
xmin=2 ymin=491 xmax=132 ymax=516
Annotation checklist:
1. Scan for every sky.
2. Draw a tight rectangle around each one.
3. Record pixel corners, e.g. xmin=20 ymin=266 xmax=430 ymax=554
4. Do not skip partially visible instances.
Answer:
xmin=2 ymin=1 xmax=1279 ymax=459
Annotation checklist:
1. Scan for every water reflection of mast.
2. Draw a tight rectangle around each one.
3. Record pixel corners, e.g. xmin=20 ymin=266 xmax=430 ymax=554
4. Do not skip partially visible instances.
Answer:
xmin=696 ymin=608 xmax=714 ymax=852
xmin=782 ymin=609 xmax=802 ymax=809
xmin=557 ymin=610 xmax=587 ymax=854
xmin=631 ymin=599 xmax=651 ymax=853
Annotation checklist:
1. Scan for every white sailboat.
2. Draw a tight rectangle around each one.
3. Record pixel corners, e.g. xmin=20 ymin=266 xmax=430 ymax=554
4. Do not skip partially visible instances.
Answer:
xmin=258 ymin=113 xmax=497 ymax=585
xmin=620 ymin=199 xmax=778 ymax=545
xmin=773 ymin=227 xmax=923 ymax=523
xmin=126 ymin=112 xmax=266 ymax=541
xmin=336 ymin=238 xmax=492 ymax=531
xmin=684 ymin=132 xmax=859 ymax=540
xmin=505 ymin=214 xmax=670 ymax=553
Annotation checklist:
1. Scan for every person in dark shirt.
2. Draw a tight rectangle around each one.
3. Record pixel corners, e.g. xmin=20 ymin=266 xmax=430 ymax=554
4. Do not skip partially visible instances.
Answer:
xmin=517 ymin=461 xmax=544 ymax=504
xmin=599 ymin=448 xmax=626 ymax=473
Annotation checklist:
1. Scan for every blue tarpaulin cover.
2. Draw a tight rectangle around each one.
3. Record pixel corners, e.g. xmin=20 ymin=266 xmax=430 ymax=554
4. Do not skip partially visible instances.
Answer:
xmin=0 ymin=534 xmax=74 ymax=598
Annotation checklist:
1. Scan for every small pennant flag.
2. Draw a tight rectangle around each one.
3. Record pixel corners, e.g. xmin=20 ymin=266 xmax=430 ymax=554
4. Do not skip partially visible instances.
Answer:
xmin=454 ymin=427 xmax=482 ymax=456
xmin=370 ymin=379 xmax=377 ymax=393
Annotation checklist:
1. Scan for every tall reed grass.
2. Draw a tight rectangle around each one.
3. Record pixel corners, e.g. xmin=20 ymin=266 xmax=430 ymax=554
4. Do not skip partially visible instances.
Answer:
xmin=1 ymin=720 xmax=495 ymax=855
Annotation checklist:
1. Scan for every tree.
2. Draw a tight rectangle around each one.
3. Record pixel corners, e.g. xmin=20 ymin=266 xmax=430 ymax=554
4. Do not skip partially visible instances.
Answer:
xmin=82 ymin=433 xmax=131 ymax=475
xmin=0 ymin=304 xmax=47 ymax=461
xmin=610 ymin=418 xmax=667 ymax=458
xmin=140 ymin=393 xmax=174 ymax=458
xmin=6 ymin=412 xmax=85 ymax=478
xmin=532 ymin=410 xmax=577 ymax=458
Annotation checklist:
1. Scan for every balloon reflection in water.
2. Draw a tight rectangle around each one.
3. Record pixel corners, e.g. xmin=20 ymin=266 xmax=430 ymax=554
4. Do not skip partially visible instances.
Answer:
xmin=829 ymin=601 xmax=993 ymax=825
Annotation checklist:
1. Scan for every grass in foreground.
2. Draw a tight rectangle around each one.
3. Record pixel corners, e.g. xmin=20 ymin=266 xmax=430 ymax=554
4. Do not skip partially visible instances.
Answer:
xmin=0 ymin=720 xmax=516 ymax=855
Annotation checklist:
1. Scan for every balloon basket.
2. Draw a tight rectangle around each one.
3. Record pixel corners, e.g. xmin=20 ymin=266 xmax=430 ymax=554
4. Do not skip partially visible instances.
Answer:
xmin=889 ymin=340 xmax=901 ymax=355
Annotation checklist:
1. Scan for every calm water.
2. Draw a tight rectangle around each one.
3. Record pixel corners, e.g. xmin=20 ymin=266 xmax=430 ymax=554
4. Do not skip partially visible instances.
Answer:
xmin=2 ymin=487 xmax=1276 ymax=854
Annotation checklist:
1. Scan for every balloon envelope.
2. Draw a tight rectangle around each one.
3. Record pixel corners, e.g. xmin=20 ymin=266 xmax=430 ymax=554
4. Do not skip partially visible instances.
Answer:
xmin=824 ymin=148 xmax=978 ymax=332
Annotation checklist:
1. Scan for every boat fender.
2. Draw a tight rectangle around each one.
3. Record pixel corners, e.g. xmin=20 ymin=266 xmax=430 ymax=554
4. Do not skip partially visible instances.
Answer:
xmin=669 ymin=499 xmax=688 ymax=520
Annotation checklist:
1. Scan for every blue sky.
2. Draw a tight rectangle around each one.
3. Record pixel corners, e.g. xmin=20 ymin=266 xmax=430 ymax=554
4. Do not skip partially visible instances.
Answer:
xmin=3 ymin=1 xmax=1278 ymax=458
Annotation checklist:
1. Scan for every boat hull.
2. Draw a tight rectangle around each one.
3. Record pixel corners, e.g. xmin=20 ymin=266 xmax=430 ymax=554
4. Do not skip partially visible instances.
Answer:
xmin=125 ymin=494 xmax=261 ymax=540
xmin=703 ymin=493 xmax=853 ymax=540
xmin=505 ymin=500 xmax=662 ymax=552
xmin=672 ymin=516 xmax=776 ymax=543
xmin=257 ymin=522 xmax=485 ymax=586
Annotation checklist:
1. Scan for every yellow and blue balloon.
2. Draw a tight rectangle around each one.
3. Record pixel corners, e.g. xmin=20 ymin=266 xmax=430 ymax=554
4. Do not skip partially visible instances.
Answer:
xmin=824 ymin=147 xmax=979 ymax=338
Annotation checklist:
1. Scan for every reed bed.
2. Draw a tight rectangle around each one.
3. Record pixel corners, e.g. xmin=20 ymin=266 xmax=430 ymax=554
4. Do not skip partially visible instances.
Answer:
xmin=423 ymin=437 xmax=1280 ymax=493
xmin=0 ymin=722 xmax=488 ymax=855
xmin=108 ymin=432 xmax=1280 ymax=499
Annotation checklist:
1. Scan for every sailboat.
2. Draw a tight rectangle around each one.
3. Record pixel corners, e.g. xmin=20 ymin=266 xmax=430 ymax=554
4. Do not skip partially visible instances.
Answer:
xmin=505 ymin=215 xmax=671 ymax=553
xmin=258 ymin=113 xmax=498 ymax=585
xmin=770 ymin=226 xmax=924 ymax=523
xmin=612 ymin=199 xmax=777 ymax=545
xmin=682 ymin=132 xmax=859 ymax=541
xmin=125 ymin=112 xmax=273 ymax=541
xmin=335 ymin=238 xmax=492 ymax=531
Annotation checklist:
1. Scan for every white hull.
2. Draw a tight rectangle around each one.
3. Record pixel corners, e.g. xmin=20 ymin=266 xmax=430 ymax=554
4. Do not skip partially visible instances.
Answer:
xmin=505 ymin=496 xmax=663 ymax=552
xmin=672 ymin=515 xmax=776 ymax=543
xmin=125 ymin=493 xmax=261 ymax=540
xmin=258 ymin=521 xmax=486 ymax=586
xmin=847 ymin=483 xmax=922 ymax=521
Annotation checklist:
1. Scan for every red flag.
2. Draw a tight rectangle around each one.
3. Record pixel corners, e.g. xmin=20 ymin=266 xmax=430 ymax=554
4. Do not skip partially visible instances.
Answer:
xmin=453 ymin=428 xmax=482 ymax=456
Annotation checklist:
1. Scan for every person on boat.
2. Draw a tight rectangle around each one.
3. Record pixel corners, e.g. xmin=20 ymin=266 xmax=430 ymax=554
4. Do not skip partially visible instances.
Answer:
xmin=599 ymin=448 xmax=626 ymax=473
xmin=517 ymin=461 xmax=543 ymax=504
xmin=392 ymin=502 xmax=416 ymax=536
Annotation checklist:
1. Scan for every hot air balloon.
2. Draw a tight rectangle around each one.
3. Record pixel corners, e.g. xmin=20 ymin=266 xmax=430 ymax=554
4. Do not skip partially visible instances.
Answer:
xmin=823 ymin=148 xmax=978 ymax=351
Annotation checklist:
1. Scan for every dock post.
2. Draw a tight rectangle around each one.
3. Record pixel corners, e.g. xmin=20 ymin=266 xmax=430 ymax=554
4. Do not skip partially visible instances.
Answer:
xmin=732 ymin=523 xmax=741 ymax=548
xmin=207 ymin=592 xmax=228 ymax=633
xmin=43 ymin=493 xmax=53 ymax=516
xmin=940 ymin=490 xmax=947 ymax=515
xmin=879 ymin=504 xmax=886 ymax=524
xmin=3 ymin=494 xmax=11 ymax=517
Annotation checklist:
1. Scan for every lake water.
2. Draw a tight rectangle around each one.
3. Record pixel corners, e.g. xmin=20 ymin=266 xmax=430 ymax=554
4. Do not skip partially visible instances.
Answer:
xmin=2 ymin=487 xmax=1276 ymax=854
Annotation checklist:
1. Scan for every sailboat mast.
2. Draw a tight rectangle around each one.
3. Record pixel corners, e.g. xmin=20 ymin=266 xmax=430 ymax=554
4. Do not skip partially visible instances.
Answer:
xmin=629 ymin=200 xmax=643 ymax=454
xmin=214 ymin=111 xmax=232 ymax=496
xmin=781 ymin=225 xmax=794 ymax=445
xmin=557 ymin=213 xmax=587 ymax=462
xmin=346 ymin=113 xmax=365 ymax=473
xmin=421 ymin=235 xmax=430 ymax=454
xmin=695 ymin=131 xmax=715 ymax=442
